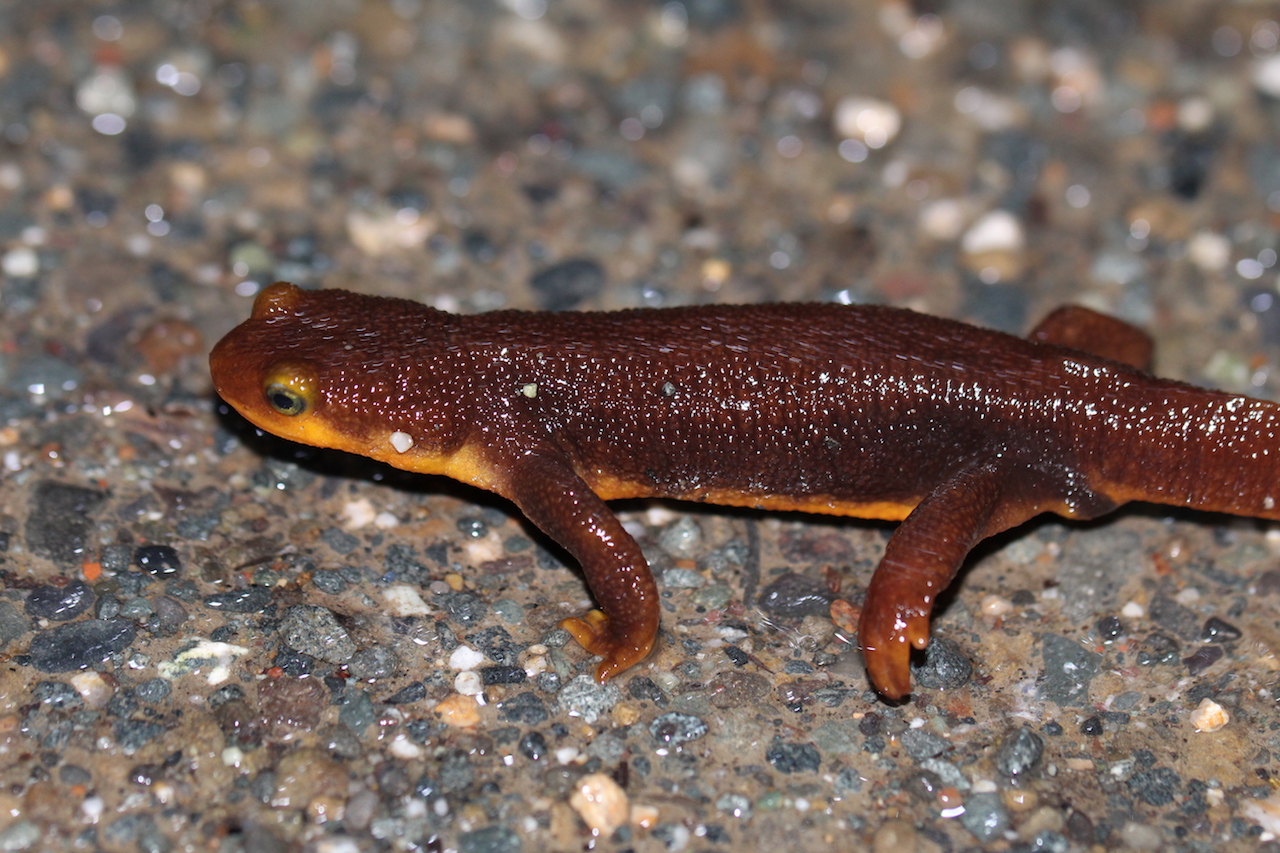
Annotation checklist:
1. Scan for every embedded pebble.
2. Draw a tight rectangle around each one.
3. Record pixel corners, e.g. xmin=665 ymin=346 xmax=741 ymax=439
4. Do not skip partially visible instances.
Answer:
xmin=25 ymin=579 xmax=95 ymax=621
xmin=765 ymin=739 xmax=820 ymax=773
xmin=910 ymin=637 xmax=972 ymax=691
xmin=24 ymin=482 xmax=105 ymax=566
xmin=756 ymin=572 xmax=835 ymax=618
xmin=281 ymin=606 xmax=355 ymax=664
xmin=960 ymin=791 xmax=1010 ymax=842
xmin=832 ymin=96 xmax=902 ymax=147
xmin=569 ymin=772 xmax=629 ymax=837
xmin=995 ymin=727 xmax=1044 ymax=779
xmin=203 ymin=588 xmax=272 ymax=613
xmin=134 ymin=545 xmax=181 ymax=577
xmin=649 ymin=712 xmax=708 ymax=746
xmin=1190 ymin=697 xmax=1229 ymax=733
xmin=558 ymin=675 xmax=622 ymax=724
xmin=28 ymin=620 xmax=136 ymax=672
xmin=529 ymin=258 xmax=606 ymax=311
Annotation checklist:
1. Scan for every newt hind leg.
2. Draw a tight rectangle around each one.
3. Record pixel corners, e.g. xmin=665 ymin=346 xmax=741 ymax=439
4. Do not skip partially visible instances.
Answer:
xmin=1029 ymin=305 xmax=1153 ymax=370
xmin=859 ymin=460 xmax=1025 ymax=699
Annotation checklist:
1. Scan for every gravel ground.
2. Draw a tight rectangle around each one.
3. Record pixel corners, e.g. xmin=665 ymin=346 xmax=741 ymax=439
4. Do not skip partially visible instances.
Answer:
xmin=3 ymin=1 xmax=1280 ymax=851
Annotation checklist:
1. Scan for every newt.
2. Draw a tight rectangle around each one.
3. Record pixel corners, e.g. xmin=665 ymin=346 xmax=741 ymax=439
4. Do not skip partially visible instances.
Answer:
xmin=210 ymin=282 xmax=1280 ymax=699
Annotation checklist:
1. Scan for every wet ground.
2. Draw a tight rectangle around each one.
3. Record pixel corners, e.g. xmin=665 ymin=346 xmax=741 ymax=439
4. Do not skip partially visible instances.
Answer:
xmin=3 ymin=0 xmax=1280 ymax=850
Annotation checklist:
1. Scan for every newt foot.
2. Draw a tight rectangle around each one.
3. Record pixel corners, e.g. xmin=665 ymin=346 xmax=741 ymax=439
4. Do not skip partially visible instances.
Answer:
xmin=560 ymin=610 xmax=655 ymax=682
xmin=858 ymin=594 xmax=933 ymax=700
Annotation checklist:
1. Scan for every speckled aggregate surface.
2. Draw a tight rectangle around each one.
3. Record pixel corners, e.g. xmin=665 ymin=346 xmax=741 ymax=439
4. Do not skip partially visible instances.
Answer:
xmin=3 ymin=1 xmax=1280 ymax=851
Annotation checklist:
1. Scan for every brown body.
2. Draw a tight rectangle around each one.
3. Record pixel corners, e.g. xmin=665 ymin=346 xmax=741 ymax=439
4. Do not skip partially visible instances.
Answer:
xmin=210 ymin=283 xmax=1280 ymax=698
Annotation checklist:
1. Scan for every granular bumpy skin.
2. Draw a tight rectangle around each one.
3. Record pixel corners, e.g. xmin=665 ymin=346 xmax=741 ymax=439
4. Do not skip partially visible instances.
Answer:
xmin=211 ymin=283 xmax=1280 ymax=698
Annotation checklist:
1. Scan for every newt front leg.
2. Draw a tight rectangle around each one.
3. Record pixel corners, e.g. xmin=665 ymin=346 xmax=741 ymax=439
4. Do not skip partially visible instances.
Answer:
xmin=504 ymin=452 xmax=661 ymax=680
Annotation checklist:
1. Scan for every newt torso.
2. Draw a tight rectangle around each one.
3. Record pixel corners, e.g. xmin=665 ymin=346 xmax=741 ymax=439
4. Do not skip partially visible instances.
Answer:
xmin=211 ymin=283 xmax=1280 ymax=699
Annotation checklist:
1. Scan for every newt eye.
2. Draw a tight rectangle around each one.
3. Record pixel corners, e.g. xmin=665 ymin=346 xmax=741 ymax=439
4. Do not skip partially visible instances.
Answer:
xmin=266 ymin=383 xmax=307 ymax=416
xmin=261 ymin=363 xmax=318 ymax=418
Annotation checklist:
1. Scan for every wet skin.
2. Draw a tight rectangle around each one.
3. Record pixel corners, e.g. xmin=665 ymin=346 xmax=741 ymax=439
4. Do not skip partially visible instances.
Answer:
xmin=211 ymin=283 xmax=1280 ymax=698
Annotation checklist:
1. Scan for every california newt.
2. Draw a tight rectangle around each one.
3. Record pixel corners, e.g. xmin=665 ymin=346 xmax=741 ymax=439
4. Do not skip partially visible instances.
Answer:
xmin=210 ymin=283 xmax=1280 ymax=699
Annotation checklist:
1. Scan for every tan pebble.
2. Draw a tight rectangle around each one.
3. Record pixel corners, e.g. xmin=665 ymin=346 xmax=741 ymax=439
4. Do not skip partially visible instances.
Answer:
xmin=611 ymin=702 xmax=641 ymax=726
xmin=1017 ymin=804 xmax=1064 ymax=838
xmin=630 ymin=802 xmax=659 ymax=829
xmin=873 ymin=818 xmax=917 ymax=853
xmin=980 ymin=594 xmax=1014 ymax=618
xmin=1003 ymin=787 xmax=1039 ymax=812
xmin=307 ymin=793 xmax=346 ymax=824
xmin=444 ymin=572 xmax=465 ymax=591
xmin=569 ymin=772 xmax=629 ymax=837
xmin=1191 ymin=697 xmax=1229 ymax=732
xmin=435 ymin=693 xmax=481 ymax=728
xmin=271 ymin=747 xmax=348 ymax=810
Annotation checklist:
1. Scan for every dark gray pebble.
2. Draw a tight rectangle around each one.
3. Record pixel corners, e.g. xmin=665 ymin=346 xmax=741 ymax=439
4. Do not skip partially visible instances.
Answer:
xmin=529 ymin=258 xmax=606 ymax=311
xmin=28 ymin=619 xmax=136 ymax=672
xmin=480 ymin=665 xmax=526 ymax=685
xmin=765 ymin=738 xmax=821 ymax=773
xmin=282 ymin=605 xmax=355 ymax=664
xmin=0 ymin=600 xmax=28 ymax=648
xmin=24 ymin=481 xmax=105 ymax=566
xmin=995 ymin=726 xmax=1044 ymax=779
xmin=961 ymin=791 xmax=1010 ymax=841
xmin=900 ymin=728 xmax=950 ymax=761
xmin=1183 ymin=645 xmax=1224 ymax=676
xmin=311 ymin=569 xmax=347 ymax=594
xmin=911 ymin=636 xmax=972 ymax=690
xmin=1037 ymin=633 xmax=1101 ymax=706
xmin=134 ymin=678 xmax=171 ymax=704
xmin=1126 ymin=765 xmax=1182 ymax=806
xmin=114 ymin=718 xmax=164 ymax=752
xmin=336 ymin=686 xmax=375 ymax=733
xmin=25 ymin=579 xmax=94 ymax=621
xmin=347 ymin=646 xmax=397 ymax=679
xmin=1096 ymin=614 xmax=1124 ymax=640
xmin=149 ymin=595 xmax=188 ymax=635
xmin=33 ymin=680 xmax=82 ymax=709
xmin=202 ymin=587 xmax=272 ymax=613
xmin=650 ymin=712 xmax=708 ymax=746
xmin=1080 ymin=715 xmax=1103 ymax=736
xmin=468 ymin=626 xmax=518 ymax=665
xmin=500 ymin=691 xmax=549 ymax=725
xmin=320 ymin=527 xmax=359 ymax=555
xmin=384 ymin=681 xmax=426 ymax=704
xmin=134 ymin=545 xmax=181 ymax=577
xmin=756 ymin=572 xmax=835 ymax=618
xmin=518 ymin=730 xmax=547 ymax=761
xmin=1202 ymin=616 xmax=1242 ymax=643
xmin=458 ymin=825 xmax=521 ymax=853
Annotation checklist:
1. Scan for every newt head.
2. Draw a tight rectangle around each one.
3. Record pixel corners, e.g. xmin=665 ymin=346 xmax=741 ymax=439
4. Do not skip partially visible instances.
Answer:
xmin=209 ymin=283 xmax=494 ymax=488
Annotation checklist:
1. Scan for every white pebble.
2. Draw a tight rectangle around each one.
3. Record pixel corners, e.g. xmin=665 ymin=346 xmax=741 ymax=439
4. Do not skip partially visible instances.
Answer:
xmin=382 ymin=584 xmax=431 ymax=617
xmin=2 ymin=247 xmax=37 ymax=277
xmin=1177 ymin=96 xmax=1215 ymax=133
xmin=454 ymin=670 xmax=483 ymax=695
xmin=449 ymin=644 xmax=486 ymax=671
xmin=832 ymin=96 xmax=901 ymax=148
xmin=1120 ymin=601 xmax=1145 ymax=618
xmin=918 ymin=199 xmax=967 ymax=241
xmin=1255 ymin=55 xmax=1280 ymax=98
xmin=342 ymin=498 xmax=376 ymax=529
xmin=389 ymin=431 xmax=414 ymax=453
xmin=1186 ymin=231 xmax=1231 ymax=273
xmin=1242 ymin=793 xmax=1280 ymax=834
xmin=961 ymin=209 xmax=1024 ymax=254
xmin=1191 ymin=697 xmax=1229 ymax=732
xmin=388 ymin=733 xmax=424 ymax=759
xmin=979 ymin=594 xmax=1014 ymax=618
